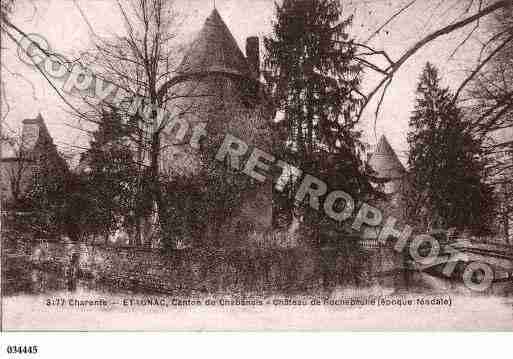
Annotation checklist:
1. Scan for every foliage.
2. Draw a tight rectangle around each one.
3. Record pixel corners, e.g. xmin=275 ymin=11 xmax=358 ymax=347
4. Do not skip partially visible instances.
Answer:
xmin=407 ymin=63 xmax=495 ymax=233
xmin=159 ymin=102 xmax=265 ymax=250
xmin=78 ymin=110 xmax=153 ymax=241
xmin=24 ymin=148 xmax=70 ymax=237
xmin=24 ymin=110 xmax=153 ymax=242
xmin=467 ymin=6 xmax=513 ymax=241
xmin=264 ymin=0 xmax=375 ymax=232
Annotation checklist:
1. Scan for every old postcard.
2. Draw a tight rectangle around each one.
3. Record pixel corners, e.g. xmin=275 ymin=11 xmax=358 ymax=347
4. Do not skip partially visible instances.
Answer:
xmin=1 ymin=0 xmax=512 ymax=332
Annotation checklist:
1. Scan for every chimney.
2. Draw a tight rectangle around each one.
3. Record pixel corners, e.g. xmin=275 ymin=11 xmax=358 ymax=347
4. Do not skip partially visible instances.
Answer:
xmin=246 ymin=36 xmax=260 ymax=79
xmin=21 ymin=114 xmax=43 ymax=151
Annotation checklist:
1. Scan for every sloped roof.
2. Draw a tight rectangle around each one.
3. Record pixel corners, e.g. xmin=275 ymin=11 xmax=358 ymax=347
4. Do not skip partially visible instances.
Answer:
xmin=176 ymin=9 xmax=252 ymax=79
xmin=368 ymin=135 xmax=406 ymax=179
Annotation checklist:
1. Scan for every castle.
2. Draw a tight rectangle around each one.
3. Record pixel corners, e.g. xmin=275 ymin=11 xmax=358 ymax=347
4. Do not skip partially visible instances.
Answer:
xmin=1 ymin=114 xmax=67 ymax=208
xmin=159 ymin=9 xmax=275 ymax=245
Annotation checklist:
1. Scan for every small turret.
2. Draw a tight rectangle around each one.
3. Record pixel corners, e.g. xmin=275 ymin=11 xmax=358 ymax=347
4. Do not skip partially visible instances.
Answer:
xmin=368 ymin=135 xmax=406 ymax=194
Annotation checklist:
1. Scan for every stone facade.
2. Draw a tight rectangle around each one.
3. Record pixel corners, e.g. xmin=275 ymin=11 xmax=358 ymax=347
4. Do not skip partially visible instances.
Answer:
xmin=1 ymin=114 xmax=67 ymax=207
xmin=361 ymin=135 xmax=409 ymax=240
xmin=160 ymin=10 xmax=274 ymax=244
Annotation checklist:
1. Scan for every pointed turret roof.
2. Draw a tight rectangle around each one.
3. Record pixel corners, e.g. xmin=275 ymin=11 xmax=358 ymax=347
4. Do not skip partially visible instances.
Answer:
xmin=368 ymin=135 xmax=406 ymax=179
xmin=177 ymin=9 xmax=252 ymax=79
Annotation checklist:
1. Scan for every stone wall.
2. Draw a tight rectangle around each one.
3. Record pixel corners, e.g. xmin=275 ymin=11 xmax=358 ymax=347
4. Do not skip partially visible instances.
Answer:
xmin=3 ymin=237 xmax=392 ymax=296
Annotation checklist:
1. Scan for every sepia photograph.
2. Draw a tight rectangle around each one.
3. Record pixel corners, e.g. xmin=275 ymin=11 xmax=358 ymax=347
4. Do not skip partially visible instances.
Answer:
xmin=1 ymin=0 xmax=512 ymax=335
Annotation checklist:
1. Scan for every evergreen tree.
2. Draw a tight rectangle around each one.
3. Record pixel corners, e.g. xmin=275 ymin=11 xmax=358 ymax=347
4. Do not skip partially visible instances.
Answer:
xmin=407 ymin=63 xmax=495 ymax=233
xmin=264 ymin=0 xmax=374 ymax=229
xmin=265 ymin=0 xmax=363 ymax=161
xmin=24 ymin=149 xmax=70 ymax=237
xmin=71 ymin=109 xmax=152 ymax=242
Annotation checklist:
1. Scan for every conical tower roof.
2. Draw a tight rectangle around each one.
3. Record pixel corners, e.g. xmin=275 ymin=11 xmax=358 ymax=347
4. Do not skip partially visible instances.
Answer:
xmin=369 ymin=135 xmax=406 ymax=179
xmin=177 ymin=9 xmax=252 ymax=79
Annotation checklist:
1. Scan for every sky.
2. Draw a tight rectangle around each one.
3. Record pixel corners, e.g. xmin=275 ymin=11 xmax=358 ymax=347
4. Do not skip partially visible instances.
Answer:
xmin=1 ymin=0 xmax=494 ymax=165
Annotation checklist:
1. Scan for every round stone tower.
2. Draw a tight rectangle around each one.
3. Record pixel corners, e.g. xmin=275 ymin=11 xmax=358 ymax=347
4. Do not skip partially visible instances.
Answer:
xmin=368 ymin=135 xmax=407 ymax=195
xmin=160 ymin=9 xmax=274 ymax=244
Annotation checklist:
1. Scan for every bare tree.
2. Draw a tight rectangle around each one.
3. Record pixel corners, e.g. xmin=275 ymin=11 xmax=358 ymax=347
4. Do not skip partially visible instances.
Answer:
xmin=72 ymin=0 xmax=202 ymax=245
xmin=3 ymin=0 xmax=513 ymax=244
xmin=350 ymin=0 xmax=512 ymax=123
xmin=348 ymin=0 xmax=512 ymax=241
xmin=0 ymin=134 xmax=33 ymax=207
xmin=465 ymin=5 xmax=513 ymax=243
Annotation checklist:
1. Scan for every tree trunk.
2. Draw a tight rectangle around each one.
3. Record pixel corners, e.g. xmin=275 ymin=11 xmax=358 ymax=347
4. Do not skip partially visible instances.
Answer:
xmin=150 ymin=130 xmax=163 ymax=242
